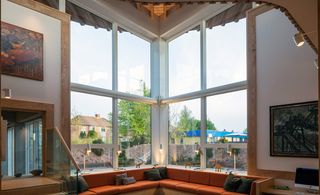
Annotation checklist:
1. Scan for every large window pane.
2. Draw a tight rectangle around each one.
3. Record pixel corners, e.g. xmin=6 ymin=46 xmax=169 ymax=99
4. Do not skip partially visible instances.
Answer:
xmin=71 ymin=22 xmax=112 ymax=89
xmin=117 ymin=99 xmax=151 ymax=167
xmin=169 ymin=28 xmax=200 ymax=96
xmin=168 ymin=99 xmax=200 ymax=167
xmin=206 ymin=19 xmax=246 ymax=88
xmin=71 ymin=92 xmax=113 ymax=171
xmin=118 ymin=30 xmax=150 ymax=97
xmin=206 ymin=90 xmax=247 ymax=173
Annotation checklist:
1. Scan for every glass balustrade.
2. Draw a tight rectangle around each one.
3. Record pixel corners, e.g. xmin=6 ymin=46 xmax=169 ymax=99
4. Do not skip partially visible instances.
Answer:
xmin=46 ymin=128 xmax=81 ymax=194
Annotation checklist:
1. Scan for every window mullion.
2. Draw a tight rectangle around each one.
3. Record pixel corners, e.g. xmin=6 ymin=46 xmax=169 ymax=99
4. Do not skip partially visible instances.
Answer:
xmin=200 ymin=20 xmax=207 ymax=169
xmin=112 ymin=22 xmax=119 ymax=169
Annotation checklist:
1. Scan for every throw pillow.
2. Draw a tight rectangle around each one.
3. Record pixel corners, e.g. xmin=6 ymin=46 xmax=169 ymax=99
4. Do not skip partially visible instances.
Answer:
xmin=236 ymin=177 xmax=253 ymax=194
xmin=115 ymin=173 xmax=127 ymax=185
xmin=157 ymin=167 xmax=167 ymax=179
xmin=122 ymin=176 xmax=136 ymax=185
xmin=223 ymin=173 xmax=242 ymax=192
xmin=144 ymin=169 xmax=162 ymax=181
xmin=78 ymin=176 xmax=89 ymax=192
xmin=61 ymin=176 xmax=77 ymax=193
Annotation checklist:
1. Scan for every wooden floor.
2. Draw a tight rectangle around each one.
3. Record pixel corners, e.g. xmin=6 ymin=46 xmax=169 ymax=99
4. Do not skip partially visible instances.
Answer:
xmin=1 ymin=176 xmax=62 ymax=195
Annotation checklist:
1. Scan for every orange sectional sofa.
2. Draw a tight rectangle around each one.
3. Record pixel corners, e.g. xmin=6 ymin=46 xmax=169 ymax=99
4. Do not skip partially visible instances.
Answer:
xmin=80 ymin=168 xmax=271 ymax=195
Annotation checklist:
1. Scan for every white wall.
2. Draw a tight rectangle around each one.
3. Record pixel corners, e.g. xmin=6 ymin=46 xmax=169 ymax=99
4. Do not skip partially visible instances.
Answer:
xmin=256 ymin=9 xmax=318 ymax=172
xmin=1 ymin=0 xmax=62 ymax=128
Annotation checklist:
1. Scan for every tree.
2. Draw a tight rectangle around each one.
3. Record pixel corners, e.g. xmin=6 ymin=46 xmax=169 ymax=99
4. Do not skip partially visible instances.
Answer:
xmin=117 ymin=81 xmax=151 ymax=146
xmin=91 ymin=139 xmax=104 ymax=156
xmin=79 ymin=131 xmax=86 ymax=139
xmin=194 ymin=119 xmax=216 ymax=130
xmin=176 ymin=106 xmax=216 ymax=132
xmin=176 ymin=106 xmax=195 ymax=132
xmin=243 ymin=128 xmax=248 ymax=134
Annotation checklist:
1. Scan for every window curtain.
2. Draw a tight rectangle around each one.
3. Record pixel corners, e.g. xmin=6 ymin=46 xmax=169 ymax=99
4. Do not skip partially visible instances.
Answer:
xmin=35 ymin=0 xmax=113 ymax=31
xmin=206 ymin=2 xmax=252 ymax=29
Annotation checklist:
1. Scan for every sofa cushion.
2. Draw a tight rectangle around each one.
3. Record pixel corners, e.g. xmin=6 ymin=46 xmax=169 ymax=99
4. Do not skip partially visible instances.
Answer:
xmin=189 ymin=170 xmax=210 ymax=185
xmin=122 ymin=176 xmax=137 ymax=185
xmin=144 ymin=168 xmax=162 ymax=181
xmin=79 ymin=190 xmax=97 ymax=195
xmin=127 ymin=168 xmax=150 ymax=181
xmin=89 ymin=185 xmax=120 ymax=195
xmin=119 ymin=180 xmax=159 ymax=193
xmin=209 ymin=172 xmax=228 ymax=187
xmin=224 ymin=174 xmax=242 ymax=192
xmin=78 ymin=176 xmax=90 ymax=192
xmin=115 ymin=173 xmax=128 ymax=185
xmin=167 ymin=168 xmax=190 ymax=182
xmin=175 ymin=182 xmax=206 ymax=193
xmin=159 ymin=179 xmax=188 ymax=189
xmin=83 ymin=171 xmax=125 ymax=188
xmin=236 ymin=178 xmax=253 ymax=194
xmin=157 ymin=167 xmax=168 ymax=179
xmin=197 ymin=186 xmax=226 ymax=195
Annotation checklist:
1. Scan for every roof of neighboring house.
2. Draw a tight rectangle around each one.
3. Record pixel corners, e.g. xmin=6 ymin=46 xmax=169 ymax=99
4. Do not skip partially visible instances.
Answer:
xmin=186 ymin=130 xmax=247 ymax=139
xmin=71 ymin=115 xmax=111 ymax=127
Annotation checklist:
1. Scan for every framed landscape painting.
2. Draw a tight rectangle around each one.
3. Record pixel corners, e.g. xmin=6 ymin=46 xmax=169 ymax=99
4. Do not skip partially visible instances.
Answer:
xmin=1 ymin=21 xmax=43 ymax=81
xmin=270 ymin=101 xmax=318 ymax=158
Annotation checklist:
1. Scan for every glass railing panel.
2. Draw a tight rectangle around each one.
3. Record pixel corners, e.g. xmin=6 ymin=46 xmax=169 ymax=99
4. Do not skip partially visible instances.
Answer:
xmin=45 ymin=128 xmax=81 ymax=194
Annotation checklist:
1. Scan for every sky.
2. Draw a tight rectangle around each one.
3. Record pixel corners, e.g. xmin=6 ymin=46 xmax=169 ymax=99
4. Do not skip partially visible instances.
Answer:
xmin=70 ymin=19 xmax=247 ymax=133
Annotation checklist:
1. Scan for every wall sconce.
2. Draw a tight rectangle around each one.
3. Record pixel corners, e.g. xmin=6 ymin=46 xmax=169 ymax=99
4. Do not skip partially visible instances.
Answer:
xmin=195 ymin=143 xmax=203 ymax=155
xmin=159 ymin=144 xmax=163 ymax=153
xmin=227 ymin=144 xmax=232 ymax=156
xmin=2 ymin=88 xmax=12 ymax=99
xmin=85 ymin=144 xmax=91 ymax=155
xmin=293 ymin=32 xmax=305 ymax=47
xmin=117 ymin=144 xmax=122 ymax=156
xmin=293 ymin=31 xmax=316 ymax=47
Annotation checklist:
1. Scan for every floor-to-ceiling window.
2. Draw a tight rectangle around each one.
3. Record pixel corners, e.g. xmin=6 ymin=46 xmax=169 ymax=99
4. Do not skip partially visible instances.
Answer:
xmin=205 ymin=18 xmax=247 ymax=173
xmin=71 ymin=16 xmax=152 ymax=171
xmin=167 ymin=17 xmax=247 ymax=173
xmin=70 ymin=20 xmax=114 ymax=172
xmin=70 ymin=3 xmax=248 ymax=173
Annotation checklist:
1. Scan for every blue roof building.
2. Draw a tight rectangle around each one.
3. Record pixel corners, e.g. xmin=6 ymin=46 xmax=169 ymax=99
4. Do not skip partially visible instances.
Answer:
xmin=185 ymin=130 xmax=247 ymax=143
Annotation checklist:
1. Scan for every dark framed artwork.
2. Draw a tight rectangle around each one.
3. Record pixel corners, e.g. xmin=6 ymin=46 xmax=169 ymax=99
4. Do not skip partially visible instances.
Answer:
xmin=270 ymin=101 xmax=318 ymax=158
xmin=1 ymin=21 xmax=43 ymax=81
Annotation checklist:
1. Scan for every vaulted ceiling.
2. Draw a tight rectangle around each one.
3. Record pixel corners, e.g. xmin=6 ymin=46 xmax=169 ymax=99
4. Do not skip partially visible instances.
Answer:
xmin=70 ymin=0 xmax=317 ymax=51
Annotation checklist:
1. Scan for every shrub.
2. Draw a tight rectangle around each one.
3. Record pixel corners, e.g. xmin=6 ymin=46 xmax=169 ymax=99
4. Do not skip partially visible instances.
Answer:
xmin=88 ymin=130 xmax=98 ymax=139
xmin=91 ymin=139 xmax=104 ymax=156
xmin=79 ymin=131 xmax=86 ymax=139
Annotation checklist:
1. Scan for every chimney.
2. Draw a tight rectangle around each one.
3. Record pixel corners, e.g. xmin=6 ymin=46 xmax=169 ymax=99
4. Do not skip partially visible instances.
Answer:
xmin=95 ymin=114 xmax=100 ymax=118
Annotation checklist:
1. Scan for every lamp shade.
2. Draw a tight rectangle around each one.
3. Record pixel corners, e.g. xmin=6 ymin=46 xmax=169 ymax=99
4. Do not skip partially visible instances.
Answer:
xmin=293 ymin=32 xmax=305 ymax=47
